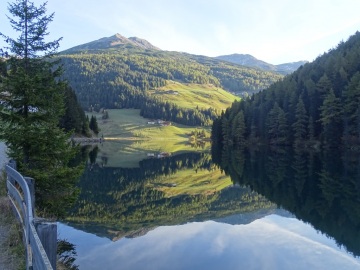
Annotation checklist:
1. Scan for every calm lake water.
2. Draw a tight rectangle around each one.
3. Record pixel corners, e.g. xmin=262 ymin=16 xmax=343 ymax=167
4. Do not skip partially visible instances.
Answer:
xmin=58 ymin=145 xmax=360 ymax=270
xmin=0 ymin=141 xmax=8 ymax=169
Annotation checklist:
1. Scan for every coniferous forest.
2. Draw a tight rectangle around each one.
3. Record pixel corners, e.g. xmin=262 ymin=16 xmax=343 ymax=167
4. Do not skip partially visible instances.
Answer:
xmin=212 ymin=32 xmax=360 ymax=149
xmin=59 ymin=46 xmax=282 ymax=126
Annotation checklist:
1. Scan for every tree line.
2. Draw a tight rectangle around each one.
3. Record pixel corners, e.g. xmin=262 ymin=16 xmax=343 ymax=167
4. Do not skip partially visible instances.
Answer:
xmin=212 ymin=31 xmax=360 ymax=149
xmin=213 ymin=146 xmax=360 ymax=256
xmin=57 ymin=47 xmax=282 ymax=126
xmin=140 ymin=99 xmax=219 ymax=126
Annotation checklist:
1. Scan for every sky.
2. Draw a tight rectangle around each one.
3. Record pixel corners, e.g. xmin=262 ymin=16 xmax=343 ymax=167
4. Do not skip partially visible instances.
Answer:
xmin=1 ymin=0 xmax=360 ymax=64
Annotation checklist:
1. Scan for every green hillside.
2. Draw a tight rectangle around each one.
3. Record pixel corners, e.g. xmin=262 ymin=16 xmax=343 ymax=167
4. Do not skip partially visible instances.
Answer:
xmin=58 ymin=34 xmax=282 ymax=126
xmin=148 ymin=81 xmax=239 ymax=110
xmin=212 ymin=31 xmax=360 ymax=148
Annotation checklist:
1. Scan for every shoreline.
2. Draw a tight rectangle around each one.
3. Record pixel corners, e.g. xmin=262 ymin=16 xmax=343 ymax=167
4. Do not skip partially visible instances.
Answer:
xmin=71 ymin=137 xmax=104 ymax=145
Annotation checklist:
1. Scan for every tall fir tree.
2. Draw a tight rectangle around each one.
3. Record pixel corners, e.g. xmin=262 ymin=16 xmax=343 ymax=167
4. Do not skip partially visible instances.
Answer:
xmin=292 ymin=98 xmax=308 ymax=145
xmin=266 ymin=102 xmax=289 ymax=145
xmin=319 ymin=89 xmax=342 ymax=146
xmin=59 ymin=85 xmax=90 ymax=136
xmin=89 ymin=115 xmax=100 ymax=135
xmin=342 ymin=72 xmax=360 ymax=143
xmin=221 ymin=117 xmax=231 ymax=147
xmin=232 ymin=111 xmax=246 ymax=146
xmin=0 ymin=0 xmax=82 ymax=216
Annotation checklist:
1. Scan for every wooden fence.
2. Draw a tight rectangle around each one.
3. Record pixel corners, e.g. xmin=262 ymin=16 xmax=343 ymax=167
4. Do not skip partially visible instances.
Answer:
xmin=6 ymin=160 xmax=57 ymax=270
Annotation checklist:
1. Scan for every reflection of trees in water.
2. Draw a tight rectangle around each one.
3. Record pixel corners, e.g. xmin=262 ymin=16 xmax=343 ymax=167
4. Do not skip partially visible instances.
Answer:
xmin=88 ymin=146 xmax=99 ymax=164
xmin=214 ymin=146 xmax=360 ymax=257
xmin=57 ymin=239 xmax=79 ymax=270
xmin=64 ymin=152 xmax=273 ymax=239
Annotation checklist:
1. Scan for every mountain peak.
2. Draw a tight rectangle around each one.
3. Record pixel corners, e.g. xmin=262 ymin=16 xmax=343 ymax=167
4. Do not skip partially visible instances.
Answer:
xmin=114 ymin=33 xmax=125 ymax=39
xmin=106 ymin=33 xmax=131 ymax=46
xmin=216 ymin=54 xmax=275 ymax=71
xmin=62 ymin=34 xmax=160 ymax=53
xmin=216 ymin=53 xmax=308 ymax=75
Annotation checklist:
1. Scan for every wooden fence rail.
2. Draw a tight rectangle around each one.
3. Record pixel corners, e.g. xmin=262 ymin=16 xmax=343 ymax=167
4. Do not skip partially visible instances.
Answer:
xmin=6 ymin=160 xmax=57 ymax=270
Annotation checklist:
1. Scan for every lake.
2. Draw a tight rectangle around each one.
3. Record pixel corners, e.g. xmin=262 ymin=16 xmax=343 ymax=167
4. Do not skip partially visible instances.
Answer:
xmin=58 ymin=145 xmax=360 ymax=270
xmin=0 ymin=141 xmax=8 ymax=169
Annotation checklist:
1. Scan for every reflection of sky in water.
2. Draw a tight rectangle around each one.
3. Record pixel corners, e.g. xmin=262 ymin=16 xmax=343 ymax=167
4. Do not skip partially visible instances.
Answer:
xmin=58 ymin=215 xmax=360 ymax=270
xmin=0 ymin=142 xmax=8 ymax=169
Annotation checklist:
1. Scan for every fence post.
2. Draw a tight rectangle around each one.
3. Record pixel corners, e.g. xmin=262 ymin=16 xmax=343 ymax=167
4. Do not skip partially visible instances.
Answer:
xmin=8 ymin=159 xmax=16 ymax=170
xmin=6 ymin=160 xmax=57 ymax=270
xmin=33 ymin=218 xmax=57 ymax=270
xmin=24 ymin=177 xmax=36 ymax=217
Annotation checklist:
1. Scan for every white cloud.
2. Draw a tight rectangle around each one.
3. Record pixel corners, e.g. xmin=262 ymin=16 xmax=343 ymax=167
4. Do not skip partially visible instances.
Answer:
xmin=59 ymin=216 xmax=360 ymax=270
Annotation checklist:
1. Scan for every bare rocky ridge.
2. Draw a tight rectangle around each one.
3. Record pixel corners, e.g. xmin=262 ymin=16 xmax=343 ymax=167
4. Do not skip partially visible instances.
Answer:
xmin=63 ymin=33 xmax=161 ymax=52
xmin=128 ymin=36 xmax=161 ymax=50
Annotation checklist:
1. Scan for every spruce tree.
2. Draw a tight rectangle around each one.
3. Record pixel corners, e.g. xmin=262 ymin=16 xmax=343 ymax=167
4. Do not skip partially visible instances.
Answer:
xmin=0 ymin=0 xmax=82 ymax=216
xmin=319 ymin=89 xmax=342 ymax=146
xmin=292 ymin=99 xmax=308 ymax=145
xmin=342 ymin=72 xmax=360 ymax=143
xmin=266 ymin=102 xmax=288 ymax=145
xmin=232 ymin=111 xmax=246 ymax=146
xmin=89 ymin=115 xmax=100 ymax=135
xmin=221 ymin=117 xmax=231 ymax=146
xmin=60 ymin=85 xmax=90 ymax=136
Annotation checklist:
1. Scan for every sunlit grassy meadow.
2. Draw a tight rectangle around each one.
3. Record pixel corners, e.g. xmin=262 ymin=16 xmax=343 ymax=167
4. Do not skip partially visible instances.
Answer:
xmin=88 ymin=109 xmax=211 ymax=167
xmin=148 ymin=81 xmax=239 ymax=110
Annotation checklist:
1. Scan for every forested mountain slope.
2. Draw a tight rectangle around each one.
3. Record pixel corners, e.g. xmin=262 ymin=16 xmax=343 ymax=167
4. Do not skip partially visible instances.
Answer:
xmin=58 ymin=34 xmax=282 ymax=126
xmin=212 ymin=31 xmax=360 ymax=148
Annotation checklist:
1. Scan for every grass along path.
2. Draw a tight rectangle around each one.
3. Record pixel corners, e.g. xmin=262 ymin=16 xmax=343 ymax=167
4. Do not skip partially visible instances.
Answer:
xmin=0 ymin=172 xmax=25 ymax=270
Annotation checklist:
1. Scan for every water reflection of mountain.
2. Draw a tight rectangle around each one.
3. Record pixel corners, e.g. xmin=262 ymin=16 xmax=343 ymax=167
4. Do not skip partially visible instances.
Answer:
xmin=215 ymin=208 xmax=294 ymax=226
xmin=64 ymin=152 xmax=275 ymax=240
xmin=214 ymin=147 xmax=360 ymax=257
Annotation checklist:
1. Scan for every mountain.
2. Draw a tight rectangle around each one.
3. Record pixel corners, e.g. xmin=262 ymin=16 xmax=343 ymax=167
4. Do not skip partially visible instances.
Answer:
xmin=58 ymin=34 xmax=283 ymax=126
xmin=215 ymin=208 xmax=293 ymax=225
xmin=216 ymin=53 xmax=308 ymax=75
xmin=212 ymin=31 xmax=360 ymax=148
xmin=216 ymin=54 xmax=275 ymax=71
xmin=275 ymin=61 xmax=309 ymax=74
xmin=62 ymin=33 xmax=160 ymax=53
xmin=128 ymin=36 xmax=160 ymax=50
